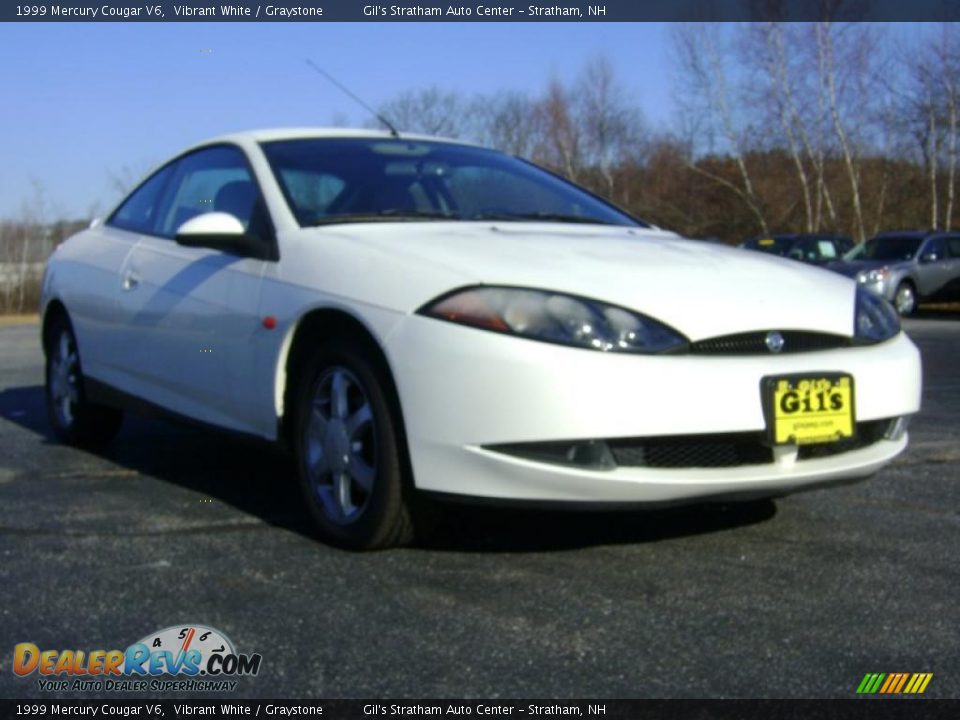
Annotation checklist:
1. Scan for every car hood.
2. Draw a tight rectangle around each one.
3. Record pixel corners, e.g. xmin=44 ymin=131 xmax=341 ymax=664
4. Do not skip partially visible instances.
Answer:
xmin=827 ymin=259 xmax=907 ymax=278
xmin=303 ymin=222 xmax=858 ymax=341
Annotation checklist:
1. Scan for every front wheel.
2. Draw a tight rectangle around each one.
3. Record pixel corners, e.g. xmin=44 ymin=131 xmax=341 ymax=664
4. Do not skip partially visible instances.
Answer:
xmin=45 ymin=315 xmax=123 ymax=448
xmin=293 ymin=339 xmax=416 ymax=550
xmin=894 ymin=282 xmax=918 ymax=316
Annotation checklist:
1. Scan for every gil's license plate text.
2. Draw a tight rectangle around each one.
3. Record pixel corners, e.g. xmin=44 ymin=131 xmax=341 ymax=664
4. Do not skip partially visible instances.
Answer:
xmin=768 ymin=375 xmax=855 ymax=445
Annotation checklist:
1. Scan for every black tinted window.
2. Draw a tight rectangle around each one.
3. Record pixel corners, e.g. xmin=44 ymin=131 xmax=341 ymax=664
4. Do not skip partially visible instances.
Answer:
xmin=261 ymin=138 xmax=642 ymax=228
xmin=108 ymin=164 xmax=175 ymax=234
xmin=850 ymin=236 xmax=923 ymax=261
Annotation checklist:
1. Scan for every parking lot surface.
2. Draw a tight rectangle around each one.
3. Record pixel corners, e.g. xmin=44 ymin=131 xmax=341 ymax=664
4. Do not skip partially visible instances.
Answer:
xmin=0 ymin=316 xmax=958 ymax=699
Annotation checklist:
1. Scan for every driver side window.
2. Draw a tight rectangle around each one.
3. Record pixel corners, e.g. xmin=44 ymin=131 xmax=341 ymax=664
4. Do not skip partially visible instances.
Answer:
xmin=154 ymin=146 xmax=266 ymax=239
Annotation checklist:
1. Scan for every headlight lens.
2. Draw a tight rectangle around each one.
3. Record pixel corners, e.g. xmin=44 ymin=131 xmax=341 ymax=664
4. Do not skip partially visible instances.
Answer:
xmin=857 ymin=267 xmax=889 ymax=284
xmin=854 ymin=286 xmax=900 ymax=343
xmin=419 ymin=286 xmax=688 ymax=354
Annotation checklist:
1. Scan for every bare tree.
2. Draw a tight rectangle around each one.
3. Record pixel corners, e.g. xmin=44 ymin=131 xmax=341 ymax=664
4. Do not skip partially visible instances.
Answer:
xmin=376 ymin=87 xmax=469 ymax=138
xmin=7 ymin=180 xmax=49 ymax=314
xmin=914 ymin=56 xmax=941 ymax=229
xmin=672 ymin=23 xmax=769 ymax=235
xmin=816 ymin=22 xmax=876 ymax=241
xmin=576 ymin=56 xmax=646 ymax=200
xmin=938 ymin=25 xmax=960 ymax=229
xmin=534 ymin=79 xmax=583 ymax=182
xmin=473 ymin=91 xmax=542 ymax=158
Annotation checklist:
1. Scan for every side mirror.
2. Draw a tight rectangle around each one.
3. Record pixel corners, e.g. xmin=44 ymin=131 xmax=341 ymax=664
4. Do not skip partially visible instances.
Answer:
xmin=175 ymin=212 xmax=269 ymax=260
xmin=89 ymin=217 xmax=102 ymax=229
xmin=919 ymin=251 xmax=940 ymax=264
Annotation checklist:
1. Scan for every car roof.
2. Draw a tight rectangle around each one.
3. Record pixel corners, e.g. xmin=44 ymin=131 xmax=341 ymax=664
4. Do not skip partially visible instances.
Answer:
xmin=745 ymin=233 xmax=846 ymax=243
xmin=202 ymin=127 xmax=478 ymax=147
xmin=871 ymin=230 xmax=937 ymax=239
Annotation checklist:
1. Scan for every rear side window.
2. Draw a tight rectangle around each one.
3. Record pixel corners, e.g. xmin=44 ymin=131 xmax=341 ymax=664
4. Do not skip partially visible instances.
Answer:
xmin=108 ymin=164 xmax=175 ymax=234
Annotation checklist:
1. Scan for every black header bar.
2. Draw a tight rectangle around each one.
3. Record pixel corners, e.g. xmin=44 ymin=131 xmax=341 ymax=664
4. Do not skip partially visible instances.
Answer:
xmin=4 ymin=0 xmax=960 ymax=22
xmin=3 ymin=699 xmax=960 ymax=720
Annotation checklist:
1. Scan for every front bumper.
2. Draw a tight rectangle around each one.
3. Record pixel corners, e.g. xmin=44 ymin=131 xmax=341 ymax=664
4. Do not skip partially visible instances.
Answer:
xmin=386 ymin=317 xmax=922 ymax=502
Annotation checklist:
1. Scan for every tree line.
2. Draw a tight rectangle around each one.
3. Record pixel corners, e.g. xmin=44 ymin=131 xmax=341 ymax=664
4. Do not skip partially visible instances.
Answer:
xmin=374 ymin=22 xmax=960 ymax=242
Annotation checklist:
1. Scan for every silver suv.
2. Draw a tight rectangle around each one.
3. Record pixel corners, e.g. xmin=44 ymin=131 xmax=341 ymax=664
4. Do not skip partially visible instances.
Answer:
xmin=827 ymin=231 xmax=960 ymax=315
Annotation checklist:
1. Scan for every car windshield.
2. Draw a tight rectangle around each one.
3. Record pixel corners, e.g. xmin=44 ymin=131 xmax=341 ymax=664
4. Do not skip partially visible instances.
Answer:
xmin=846 ymin=236 xmax=923 ymax=261
xmin=740 ymin=237 xmax=794 ymax=256
xmin=259 ymin=138 xmax=643 ymax=228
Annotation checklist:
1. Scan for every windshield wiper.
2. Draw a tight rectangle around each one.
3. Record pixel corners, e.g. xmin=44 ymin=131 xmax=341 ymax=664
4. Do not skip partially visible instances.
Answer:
xmin=468 ymin=211 xmax=618 ymax=225
xmin=311 ymin=209 xmax=457 ymax=226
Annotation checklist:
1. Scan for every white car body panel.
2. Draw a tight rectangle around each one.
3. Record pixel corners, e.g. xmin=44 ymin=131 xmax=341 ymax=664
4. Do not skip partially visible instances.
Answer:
xmin=115 ymin=232 xmax=267 ymax=434
xmin=41 ymin=128 xmax=923 ymax=505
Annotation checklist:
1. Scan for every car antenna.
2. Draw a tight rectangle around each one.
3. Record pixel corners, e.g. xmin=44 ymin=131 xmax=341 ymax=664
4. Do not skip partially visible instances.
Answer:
xmin=304 ymin=59 xmax=400 ymax=139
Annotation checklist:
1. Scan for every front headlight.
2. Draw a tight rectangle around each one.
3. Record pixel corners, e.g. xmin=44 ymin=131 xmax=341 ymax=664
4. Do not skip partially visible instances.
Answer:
xmin=856 ymin=267 xmax=889 ymax=284
xmin=419 ymin=286 xmax=689 ymax=354
xmin=854 ymin=286 xmax=900 ymax=343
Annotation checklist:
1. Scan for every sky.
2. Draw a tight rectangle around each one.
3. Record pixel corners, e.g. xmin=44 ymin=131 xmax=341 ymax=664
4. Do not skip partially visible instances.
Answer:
xmin=0 ymin=22 xmax=675 ymax=219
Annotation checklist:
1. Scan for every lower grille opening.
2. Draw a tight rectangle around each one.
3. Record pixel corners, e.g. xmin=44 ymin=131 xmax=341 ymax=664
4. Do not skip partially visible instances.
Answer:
xmin=608 ymin=434 xmax=773 ymax=468
xmin=488 ymin=419 xmax=896 ymax=470
xmin=796 ymin=419 xmax=890 ymax=460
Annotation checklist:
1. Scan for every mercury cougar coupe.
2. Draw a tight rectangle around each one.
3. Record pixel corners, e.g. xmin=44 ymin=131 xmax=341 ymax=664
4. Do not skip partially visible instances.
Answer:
xmin=40 ymin=129 xmax=922 ymax=548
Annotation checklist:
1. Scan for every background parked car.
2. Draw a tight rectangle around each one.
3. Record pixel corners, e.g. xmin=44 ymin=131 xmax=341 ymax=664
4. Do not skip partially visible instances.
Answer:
xmin=826 ymin=231 xmax=960 ymax=315
xmin=739 ymin=234 xmax=854 ymax=266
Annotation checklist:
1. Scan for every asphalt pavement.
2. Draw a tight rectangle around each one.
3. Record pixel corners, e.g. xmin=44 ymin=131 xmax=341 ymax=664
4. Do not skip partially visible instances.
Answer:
xmin=0 ymin=315 xmax=958 ymax=699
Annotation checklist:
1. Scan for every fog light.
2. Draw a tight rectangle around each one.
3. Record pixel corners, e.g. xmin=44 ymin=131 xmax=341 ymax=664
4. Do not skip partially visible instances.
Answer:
xmin=884 ymin=416 xmax=910 ymax=441
xmin=565 ymin=440 xmax=616 ymax=468
xmin=487 ymin=439 xmax=616 ymax=470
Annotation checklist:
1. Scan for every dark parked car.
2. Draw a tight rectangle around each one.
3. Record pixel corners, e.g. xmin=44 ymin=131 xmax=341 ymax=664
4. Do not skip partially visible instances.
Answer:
xmin=739 ymin=234 xmax=854 ymax=265
xmin=826 ymin=231 xmax=960 ymax=315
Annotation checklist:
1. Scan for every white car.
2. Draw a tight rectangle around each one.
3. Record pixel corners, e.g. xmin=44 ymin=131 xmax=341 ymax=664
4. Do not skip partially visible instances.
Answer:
xmin=41 ymin=128 xmax=922 ymax=549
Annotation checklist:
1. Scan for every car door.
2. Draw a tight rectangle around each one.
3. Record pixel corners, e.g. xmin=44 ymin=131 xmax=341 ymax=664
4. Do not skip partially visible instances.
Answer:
xmin=117 ymin=144 xmax=274 ymax=435
xmin=940 ymin=235 xmax=960 ymax=300
xmin=82 ymin=163 xmax=177 ymax=390
xmin=915 ymin=236 xmax=952 ymax=299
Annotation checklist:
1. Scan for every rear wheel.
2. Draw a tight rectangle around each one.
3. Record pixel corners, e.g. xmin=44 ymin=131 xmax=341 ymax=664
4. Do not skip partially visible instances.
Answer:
xmin=894 ymin=281 xmax=917 ymax=316
xmin=293 ymin=339 xmax=416 ymax=550
xmin=45 ymin=314 xmax=123 ymax=448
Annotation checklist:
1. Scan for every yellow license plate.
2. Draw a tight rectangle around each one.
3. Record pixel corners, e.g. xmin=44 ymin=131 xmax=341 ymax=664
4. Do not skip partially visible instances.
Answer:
xmin=764 ymin=375 xmax=855 ymax=445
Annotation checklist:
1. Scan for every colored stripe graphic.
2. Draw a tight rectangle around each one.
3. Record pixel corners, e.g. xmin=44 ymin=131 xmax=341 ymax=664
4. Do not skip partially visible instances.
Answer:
xmin=879 ymin=674 xmax=897 ymax=693
xmin=909 ymin=673 xmax=933 ymax=694
xmin=857 ymin=672 xmax=932 ymax=694
xmin=857 ymin=673 xmax=885 ymax=694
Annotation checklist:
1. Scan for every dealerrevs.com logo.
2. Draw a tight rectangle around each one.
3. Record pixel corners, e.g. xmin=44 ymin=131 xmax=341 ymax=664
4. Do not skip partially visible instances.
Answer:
xmin=13 ymin=624 xmax=262 ymax=693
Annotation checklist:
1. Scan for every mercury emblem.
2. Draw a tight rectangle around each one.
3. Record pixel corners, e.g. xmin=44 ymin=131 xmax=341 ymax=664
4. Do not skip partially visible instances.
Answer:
xmin=765 ymin=331 xmax=785 ymax=353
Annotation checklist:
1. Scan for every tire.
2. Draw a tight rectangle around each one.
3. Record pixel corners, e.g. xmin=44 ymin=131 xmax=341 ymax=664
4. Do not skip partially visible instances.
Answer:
xmin=45 ymin=314 xmax=123 ymax=448
xmin=894 ymin=281 xmax=918 ymax=316
xmin=292 ymin=338 xmax=416 ymax=550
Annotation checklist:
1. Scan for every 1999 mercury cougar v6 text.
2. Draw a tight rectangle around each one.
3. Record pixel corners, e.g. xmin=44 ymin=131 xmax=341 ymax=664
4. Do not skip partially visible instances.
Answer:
xmin=40 ymin=129 xmax=922 ymax=548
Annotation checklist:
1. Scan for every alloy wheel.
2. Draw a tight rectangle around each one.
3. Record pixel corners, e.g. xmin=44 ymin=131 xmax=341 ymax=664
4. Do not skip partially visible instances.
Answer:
xmin=49 ymin=330 xmax=80 ymax=428
xmin=895 ymin=284 xmax=917 ymax=315
xmin=303 ymin=366 xmax=378 ymax=524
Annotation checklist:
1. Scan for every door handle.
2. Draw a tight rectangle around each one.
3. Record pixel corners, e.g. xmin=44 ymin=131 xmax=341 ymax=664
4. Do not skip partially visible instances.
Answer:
xmin=122 ymin=272 xmax=140 ymax=291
